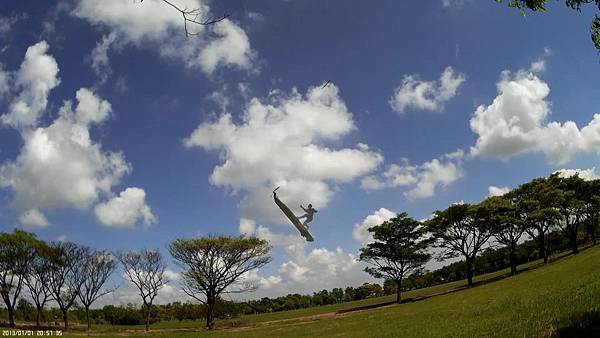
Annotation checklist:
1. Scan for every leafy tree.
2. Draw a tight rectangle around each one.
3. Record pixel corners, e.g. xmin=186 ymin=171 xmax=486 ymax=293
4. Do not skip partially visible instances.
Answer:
xmin=496 ymin=0 xmax=600 ymax=52
xmin=168 ymin=235 xmax=271 ymax=330
xmin=483 ymin=194 xmax=526 ymax=275
xmin=426 ymin=204 xmax=494 ymax=287
xmin=78 ymin=250 xmax=118 ymax=332
xmin=581 ymin=179 xmax=600 ymax=245
xmin=119 ymin=249 xmax=168 ymax=332
xmin=46 ymin=241 xmax=90 ymax=329
xmin=513 ymin=177 xmax=560 ymax=263
xmin=23 ymin=241 xmax=53 ymax=328
xmin=552 ymin=173 xmax=588 ymax=254
xmin=359 ymin=213 xmax=431 ymax=303
xmin=0 ymin=230 xmax=41 ymax=327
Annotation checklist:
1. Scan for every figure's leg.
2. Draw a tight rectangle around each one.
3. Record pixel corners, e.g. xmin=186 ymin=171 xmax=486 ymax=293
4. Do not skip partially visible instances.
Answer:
xmin=297 ymin=214 xmax=307 ymax=220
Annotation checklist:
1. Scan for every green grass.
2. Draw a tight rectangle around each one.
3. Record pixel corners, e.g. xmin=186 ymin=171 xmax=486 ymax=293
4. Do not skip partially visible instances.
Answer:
xmin=17 ymin=247 xmax=600 ymax=337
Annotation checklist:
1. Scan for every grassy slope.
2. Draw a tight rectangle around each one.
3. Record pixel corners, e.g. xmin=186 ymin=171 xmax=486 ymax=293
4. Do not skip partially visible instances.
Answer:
xmin=70 ymin=246 xmax=600 ymax=337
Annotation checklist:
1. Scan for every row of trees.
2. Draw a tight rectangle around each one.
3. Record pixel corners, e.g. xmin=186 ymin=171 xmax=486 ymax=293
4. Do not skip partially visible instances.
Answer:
xmin=0 ymin=233 xmax=272 ymax=331
xmin=360 ymin=173 xmax=600 ymax=303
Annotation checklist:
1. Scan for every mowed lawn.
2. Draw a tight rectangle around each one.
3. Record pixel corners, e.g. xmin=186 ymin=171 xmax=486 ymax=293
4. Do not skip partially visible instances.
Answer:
xmin=55 ymin=245 xmax=600 ymax=337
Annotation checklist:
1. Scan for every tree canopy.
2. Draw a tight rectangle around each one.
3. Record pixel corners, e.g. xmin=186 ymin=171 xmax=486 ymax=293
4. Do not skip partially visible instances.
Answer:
xmin=168 ymin=235 xmax=271 ymax=330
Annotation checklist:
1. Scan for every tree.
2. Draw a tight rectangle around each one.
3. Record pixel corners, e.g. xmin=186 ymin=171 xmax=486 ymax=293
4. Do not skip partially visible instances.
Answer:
xmin=168 ymin=235 xmax=271 ymax=330
xmin=46 ymin=241 xmax=90 ymax=329
xmin=496 ymin=0 xmax=600 ymax=52
xmin=0 ymin=230 xmax=41 ymax=327
xmin=483 ymin=194 xmax=526 ymax=275
xmin=119 ymin=249 xmax=168 ymax=332
xmin=426 ymin=203 xmax=494 ymax=288
xmin=359 ymin=213 xmax=431 ymax=303
xmin=514 ymin=177 xmax=560 ymax=263
xmin=552 ymin=173 xmax=587 ymax=254
xmin=581 ymin=179 xmax=600 ymax=245
xmin=23 ymin=241 xmax=53 ymax=328
xmin=78 ymin=250 xmax=118 ymax=332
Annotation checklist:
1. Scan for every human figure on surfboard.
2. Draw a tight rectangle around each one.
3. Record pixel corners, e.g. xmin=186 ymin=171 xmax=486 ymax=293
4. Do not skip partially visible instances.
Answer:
xmin=273 ymin=187 xmax=317 ymax=229
xmin=297 ymin=204 xmax=317 ymax=229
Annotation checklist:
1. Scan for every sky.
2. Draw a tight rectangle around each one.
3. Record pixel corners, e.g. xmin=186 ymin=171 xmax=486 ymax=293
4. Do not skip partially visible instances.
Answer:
xmin=1 ymin=0 xmax=600 ymax=305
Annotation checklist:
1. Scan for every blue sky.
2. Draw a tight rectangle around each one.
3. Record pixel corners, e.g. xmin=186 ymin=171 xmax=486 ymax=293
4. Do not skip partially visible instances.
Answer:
xmin=1 ymin=0 xmax=599 ymax=301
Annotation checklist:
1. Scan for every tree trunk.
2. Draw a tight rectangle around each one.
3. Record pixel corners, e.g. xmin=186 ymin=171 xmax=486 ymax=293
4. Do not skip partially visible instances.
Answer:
xmin=7 ymin=305 xmax=15 ymax=327
xmin=571 ymin=230 xmax=579 ymax=254
xmin=86 ymin=307 xmax=91 ymax=333
xmin=466 ymin=257 xmax=474 ymax=287
xmin=206 ymin=295 xmax=215 ymax=330
xmin=62 ymin=309 xmax=69 ymax=330
xmin=395 ymin=280 xmax=402 ymax=304
xmin=538 ymin=234 xmax=548 ymax=264
xmin=145 ymin=304 xmax=151 ymax=332
xmin=509 ymin=244 xmax=517 ymax=276
xmin=36 ymin=306 xmax=42 ymax=328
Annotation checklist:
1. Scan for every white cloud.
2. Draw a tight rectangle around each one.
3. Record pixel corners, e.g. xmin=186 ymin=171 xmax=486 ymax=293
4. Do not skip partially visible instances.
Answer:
xmin=555 ymin=167 xmax=599 ymax=181
xmin=362 ymin=150 xmax=464 ymax=199
xmin=352 ymin=208 xmax=396 ymax=245
xmin=0 ymin=42 xmax=152 ymax=227
xmin=389 ymin=67 xmax=465 ymax=114
xmin=470 ymin=67 xmax=600 ymax=164
xmin=0 ymin=87 xmax=130 ymax=211
xmin=185 ymin=84 xmax=383 ymax=223
xmin=88 ymin=32 xmax=119 ymax=85
xmin=248 ymin=243 xmax=373 ymax=299
xmin=488 ymin=185 xmax=510 ymax=197
xmin=73 ymin=0 xmax=255 ymax=76
xmin=0 ymin=41 xmax=60 ymax=129
xmin=94 ymin=187 xmax=157 ymax=228
xmin=19 ymin=209 xmax=49 ymax=228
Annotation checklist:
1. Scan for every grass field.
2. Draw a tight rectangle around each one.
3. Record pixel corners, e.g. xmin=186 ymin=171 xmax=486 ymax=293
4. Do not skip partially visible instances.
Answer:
xmin=8 ymin=247 xmax=600 ymax=337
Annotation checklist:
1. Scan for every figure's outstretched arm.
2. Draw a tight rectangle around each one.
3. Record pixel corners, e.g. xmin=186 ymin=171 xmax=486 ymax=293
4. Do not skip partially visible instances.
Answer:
xmin=301 ymin=205 xmax=307 ymax=212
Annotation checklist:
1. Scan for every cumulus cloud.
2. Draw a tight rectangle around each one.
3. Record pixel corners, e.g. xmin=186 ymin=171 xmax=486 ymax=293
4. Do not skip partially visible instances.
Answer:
xmin=0 ymin=42 xmax=153 ymax=227
xmin=0 ymin=87 xmax=130 ymax=211
xmin=19 ymin=209 xmax=50 ymax=228
xmin=352 ymin=208 xmax=396 ymax=245
xmin=0 ymin=41 xmax=60 ymax=129
xmin=389 ymin=67 xmax=465 ymax=114
xmin=240 ymin=226 xmax=372 ymax=298
xmin=94 ymin=187 xmax=157 ymax=228
xmin=555 ymin=167 xmax=599 ymax=181
xmin=488 ymin=185 xmax=510 ymax=197
xmin=362 ymin=150 xmax=464 ymax=199
xmin=185 ymin=84 xmax=383 ymax=223
xmin=73 ymin=0 xmax=255 ymax=76
xmin=470 ymin=67 xmax=600 ymax=164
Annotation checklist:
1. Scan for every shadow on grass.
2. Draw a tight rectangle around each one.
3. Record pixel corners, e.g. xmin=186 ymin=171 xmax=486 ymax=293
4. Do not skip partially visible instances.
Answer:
xmin=554 ymin=309 xmax=600 ymax=337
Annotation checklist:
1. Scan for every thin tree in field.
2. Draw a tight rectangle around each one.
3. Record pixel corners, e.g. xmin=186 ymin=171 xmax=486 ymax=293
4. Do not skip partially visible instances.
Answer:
xmin=119 ymin=249 xmax=168 ymax=332
xmin=79 ymin=250 xmax=119 ymax=332
xmin=24 ymin=242 xmax=53 ymax=328
xmin=359 ymin=213 xmax=431 ymax=303
xmin=168 ymin=235 xmax=271 ymax=330
xmin=0 ymin=230 xmax=40 ymax=327
xmin=483 ymin=194 xmax=526 ymax=275
xmin=426 ymin=203 xmax=494 ymax=287
xmin=46 ymin=241 xmax=90 ymax=330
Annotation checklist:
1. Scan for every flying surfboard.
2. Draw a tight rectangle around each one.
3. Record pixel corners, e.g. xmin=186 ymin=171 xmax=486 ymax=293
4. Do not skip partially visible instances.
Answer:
xmin=273 ymin=187 xmax=314 ymax=242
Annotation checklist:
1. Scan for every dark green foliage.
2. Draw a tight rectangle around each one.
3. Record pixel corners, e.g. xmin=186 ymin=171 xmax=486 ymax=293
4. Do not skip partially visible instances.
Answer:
xmin=0 ymin=230 xmax=42 ymax=327
xmin=360 ymin=213 xmax=431 ymax=303
xmin=426 ymin=204 xmax=494 ymax=287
